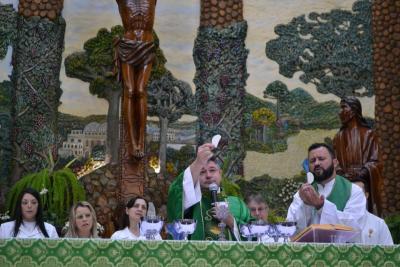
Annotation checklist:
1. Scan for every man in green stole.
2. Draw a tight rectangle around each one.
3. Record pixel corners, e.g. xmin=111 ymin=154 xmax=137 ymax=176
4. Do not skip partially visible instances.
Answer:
xmin=287 ymin=143 xmax=367 ymax=233
xmin=167 ymin=143 xmax=251 ymax=240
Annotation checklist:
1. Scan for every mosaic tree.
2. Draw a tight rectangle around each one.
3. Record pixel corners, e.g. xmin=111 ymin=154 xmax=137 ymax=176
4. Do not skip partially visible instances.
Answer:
xmin=264 ymin=80 xmax=290 ymax=120
xmin=0 ymin=3 xmax=16 ymax=59
xmin=0 ymin=3 xmax=17 ymax=208
xmin=8 ymin=0 xmax=66 ymax=184
xmin=0 ymin=81 xmax=13 ymax=209
xmin=266 ymin=0 xmax=372 ymax=98
xmin=147 ymin=71 xmax=193 ymax=175
xmin=252 ymin=107 xmax=276 ymax=143
xmin=194 ymin=0 xmax=248 ymax=177
xmin=65 ymin=26 xmax=124 ymax=164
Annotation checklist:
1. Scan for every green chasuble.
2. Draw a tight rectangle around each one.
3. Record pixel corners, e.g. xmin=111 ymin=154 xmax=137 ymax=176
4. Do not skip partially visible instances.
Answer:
xmin=312 ymin=175 xmax=352 ymax=211
xmin=167 ymin=172 xmax=251 ymax=240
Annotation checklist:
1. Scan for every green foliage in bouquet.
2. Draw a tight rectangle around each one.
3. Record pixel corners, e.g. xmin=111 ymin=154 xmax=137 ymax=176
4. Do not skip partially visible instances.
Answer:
xmin=6 ymin=158 xmax=86 ymax=227
xmin=221 ymin=177 xmax=243 ymax=199
xmin=385 ymin=213 xmax=400 ymax=244
xmin=267 ymin=209 xmax=286 ymax=224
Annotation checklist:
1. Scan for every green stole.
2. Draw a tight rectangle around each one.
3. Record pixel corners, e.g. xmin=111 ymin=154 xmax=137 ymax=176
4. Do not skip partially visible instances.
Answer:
xmin=198 ymin=193 xmax=232 ymax=241
xmin=167 ymin=172 xmax=251 ymax=240
xmin=312 ymin=175 xmax=352 ymax=211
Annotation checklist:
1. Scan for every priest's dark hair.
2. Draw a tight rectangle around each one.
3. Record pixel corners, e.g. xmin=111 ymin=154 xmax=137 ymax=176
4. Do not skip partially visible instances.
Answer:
xmin=308 ymin=143 xmax=336 ymax=159
xmin=13 ymin=187 xmax=49 ymax=237
xmin=207 ymin=155 xmax=223 ymax=169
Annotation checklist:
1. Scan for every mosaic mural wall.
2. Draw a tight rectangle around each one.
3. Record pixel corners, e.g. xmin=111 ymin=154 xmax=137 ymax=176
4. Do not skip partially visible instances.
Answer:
xmin=1 ymin=0 xmax=399 ymax=232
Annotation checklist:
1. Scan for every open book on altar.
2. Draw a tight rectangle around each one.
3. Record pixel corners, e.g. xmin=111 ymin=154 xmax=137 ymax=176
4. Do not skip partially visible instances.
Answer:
xmin=292 ymin=224 xmax=360 ymax=243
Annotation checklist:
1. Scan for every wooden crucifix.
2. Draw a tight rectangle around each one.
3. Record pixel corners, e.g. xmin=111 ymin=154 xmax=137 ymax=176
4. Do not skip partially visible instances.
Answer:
xmin=114 ymin=0 xmax=157 ymax=201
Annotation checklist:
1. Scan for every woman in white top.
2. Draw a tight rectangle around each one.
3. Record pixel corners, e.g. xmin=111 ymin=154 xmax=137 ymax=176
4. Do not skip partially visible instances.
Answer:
xmin=64 ymin=201 xmax=99 ymax=238
xmin=111 ymin=197 xmax=162 ymax=240
xmin=0 ymin=188 xmax=58 ymax=238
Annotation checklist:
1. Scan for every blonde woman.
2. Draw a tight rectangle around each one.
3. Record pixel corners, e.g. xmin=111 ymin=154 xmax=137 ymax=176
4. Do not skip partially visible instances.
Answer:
xmin=64 ymin=201 xmax=98 ymax=238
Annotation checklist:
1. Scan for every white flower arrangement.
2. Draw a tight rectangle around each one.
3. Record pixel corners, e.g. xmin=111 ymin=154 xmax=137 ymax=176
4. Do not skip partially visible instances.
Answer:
xmin=96 ymin=222 xmax=105 ymax=235
xmin=0 ymin=211 xmax=11 ymax=222
xmin=280 ymin=179 xmax=302 ymax=206
xmin=61 ymin=221 xmax=70 ymax=234
xmin=39 ymin=188 xmax=48 ymax=195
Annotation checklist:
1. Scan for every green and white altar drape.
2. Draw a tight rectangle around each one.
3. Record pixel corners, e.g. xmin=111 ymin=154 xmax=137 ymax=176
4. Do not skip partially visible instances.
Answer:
xmin=0 ymin=239 xmax=399 ymax=267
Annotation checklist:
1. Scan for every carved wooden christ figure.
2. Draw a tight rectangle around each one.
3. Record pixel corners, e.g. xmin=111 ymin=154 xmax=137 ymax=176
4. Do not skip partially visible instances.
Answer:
xmin=114 ymin=0 xmax=156 ymax=159
xmin=333 ymin=96 xmax=383 ymax=215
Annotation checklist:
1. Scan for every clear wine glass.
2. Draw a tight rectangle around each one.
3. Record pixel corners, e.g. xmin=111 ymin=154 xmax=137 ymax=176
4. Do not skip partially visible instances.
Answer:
xmin=249 ymin=220 xmax=269 ymax=242
xmin=240 ymin=224 xmax=252 ymax=241
xmin=277 ymin=221 xmax=297 ymax=242
xmin=267 ymin=223 xmax=281 ymax=242
xmin=175 ymin=219 xmax=197 ymax=240
xmin=140 ymin=215 xmax=163 ymax=240
xmin=215 ymin=201 xmax=229 ymax=241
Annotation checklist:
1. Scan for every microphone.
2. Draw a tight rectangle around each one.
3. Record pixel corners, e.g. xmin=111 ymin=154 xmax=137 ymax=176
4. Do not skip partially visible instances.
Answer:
xmin=209 ymin=182 xmax=219 ymax=205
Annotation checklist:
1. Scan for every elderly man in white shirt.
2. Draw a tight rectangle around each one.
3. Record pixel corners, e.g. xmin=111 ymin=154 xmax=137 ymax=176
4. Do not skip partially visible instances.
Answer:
xmin=287 ymin=143 xmax=366 ymax=234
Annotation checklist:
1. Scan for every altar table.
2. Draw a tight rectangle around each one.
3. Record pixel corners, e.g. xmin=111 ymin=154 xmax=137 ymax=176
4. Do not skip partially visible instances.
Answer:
xmin=0 ymin=239 xmax=399 ymax=266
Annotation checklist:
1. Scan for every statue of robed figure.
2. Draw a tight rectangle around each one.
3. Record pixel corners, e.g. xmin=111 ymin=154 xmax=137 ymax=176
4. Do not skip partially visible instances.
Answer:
xmin=333 ymin=96 xmax=383 ymax=215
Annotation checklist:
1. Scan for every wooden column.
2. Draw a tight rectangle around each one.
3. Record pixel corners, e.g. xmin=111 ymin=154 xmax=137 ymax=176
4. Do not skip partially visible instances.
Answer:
xmin=372 ymin=0 xmax=400 ymax=215
xmin=200 ymin=0 xmax=243 ymax=28
xmin=18 ymin=0 xmax=64 ymax=20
